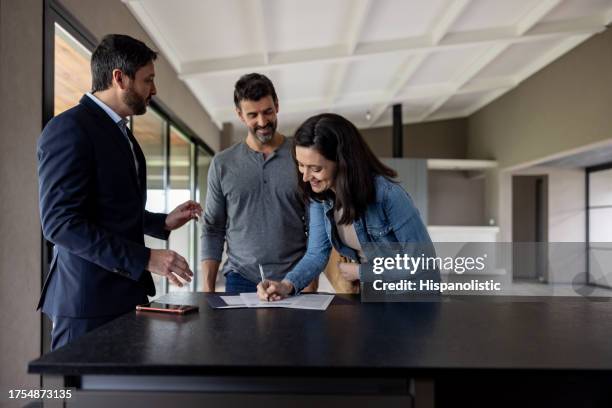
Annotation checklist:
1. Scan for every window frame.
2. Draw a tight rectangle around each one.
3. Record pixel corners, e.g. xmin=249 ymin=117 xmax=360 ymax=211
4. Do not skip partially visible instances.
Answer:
xmin=585 ymin=161 xmax=612 ymax=288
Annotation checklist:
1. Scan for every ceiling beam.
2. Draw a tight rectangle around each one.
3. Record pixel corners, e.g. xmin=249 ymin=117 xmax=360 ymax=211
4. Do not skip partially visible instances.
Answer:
xmin=366 ymin=0 xmax=471 ymax=127
xmin=326 ymin=64 xmax=350 ymax=107
xmin=454 ymin=87 xmax=510 ymax=120
xmin=210 ymin=76 xmax=515 ymax=123
xmin=367 ymin=54 xmax=427 ymax=126
xmin=253 ymin=0 xmax=269 ymax=64
xmin=418 ymin=43 xmax=509 ymax=121
xmin=419 ymin=0 xmax=564 ymax=121
xmin=326 ymin=0 xmax=372 ymax=107
xmin=179 ymin=14 xmax=606 ymax=79
xmin=514 ymin=0 xmax=562 ymax=35
xmin=345 ymin=0 xmax=373 ymax=55
xmin=430 ymin=0 xmax=472 ymax=44
xmin=372 ymin=108 xmax=472 ymax=129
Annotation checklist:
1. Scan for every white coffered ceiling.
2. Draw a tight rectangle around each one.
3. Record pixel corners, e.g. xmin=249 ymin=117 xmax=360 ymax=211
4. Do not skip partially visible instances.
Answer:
xmin=124 ymin=0 xmax=612 ymax=134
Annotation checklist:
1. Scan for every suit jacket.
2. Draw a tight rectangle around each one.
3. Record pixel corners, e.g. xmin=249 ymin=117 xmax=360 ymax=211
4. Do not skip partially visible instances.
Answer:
xmin=37 ymin=95 xmax=169 ymax=318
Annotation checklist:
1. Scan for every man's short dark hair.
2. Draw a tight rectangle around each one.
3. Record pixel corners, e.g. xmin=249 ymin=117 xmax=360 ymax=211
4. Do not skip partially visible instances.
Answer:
xmin=91 ymin=34 xmax=157 ymax=92
xmin=233 ymin=73 xmax=278 ymax=109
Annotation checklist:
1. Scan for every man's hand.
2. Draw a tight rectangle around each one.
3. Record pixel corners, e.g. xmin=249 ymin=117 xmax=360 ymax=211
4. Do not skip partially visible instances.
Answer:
xmin=165 ymin=200 xmax=203 ymax=231
xmin=257 ymin=279 xmax=294 ymax=301
xmin=147 ymin=249 xmax=193 ymax=287
xmin=338 ymin=262 xmax=359 ymax=282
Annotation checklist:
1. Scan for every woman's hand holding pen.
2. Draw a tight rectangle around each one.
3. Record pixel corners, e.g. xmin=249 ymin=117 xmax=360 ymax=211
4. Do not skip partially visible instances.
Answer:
xmin=257 ymin=280 xmax=294 ymax=301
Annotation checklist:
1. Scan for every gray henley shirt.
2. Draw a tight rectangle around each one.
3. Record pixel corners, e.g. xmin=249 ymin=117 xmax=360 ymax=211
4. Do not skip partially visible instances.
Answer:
xmin=200 ymin=138 xmax=307 ymax=283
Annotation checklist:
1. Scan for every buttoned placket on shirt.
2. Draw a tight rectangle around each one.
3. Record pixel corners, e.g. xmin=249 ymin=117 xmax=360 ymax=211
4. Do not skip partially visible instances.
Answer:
xmin=245 ymin=142 xmax=278 ymax=192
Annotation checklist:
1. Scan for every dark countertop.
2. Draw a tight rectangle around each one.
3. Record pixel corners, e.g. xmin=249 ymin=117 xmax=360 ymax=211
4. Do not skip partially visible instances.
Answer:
xmin=28 ymin=293 xmax=612 ymax=377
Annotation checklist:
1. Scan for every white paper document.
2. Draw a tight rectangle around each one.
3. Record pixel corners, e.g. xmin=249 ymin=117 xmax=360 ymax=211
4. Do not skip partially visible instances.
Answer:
xmin=239 ymin=292 xmax=334 ymax=311
xmin=217 ymin=295 xmax=247 ymax=308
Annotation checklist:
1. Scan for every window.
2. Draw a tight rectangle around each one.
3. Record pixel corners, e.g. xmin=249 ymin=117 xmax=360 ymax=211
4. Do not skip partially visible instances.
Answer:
xmin=168 ymin=126 xmax=195 ymax=292
xmin=586 ymin=164 xmax=612 ymax=288
xmin=53 ymin=24 xmax=91 ymax=115
xmin=131 ymin=109 xmax=168 ymax=296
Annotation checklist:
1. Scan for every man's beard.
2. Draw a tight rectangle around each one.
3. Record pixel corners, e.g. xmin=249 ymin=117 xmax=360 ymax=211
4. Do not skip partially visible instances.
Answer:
xmin=123 ymin=86 xmax=148 ymax=115
xmin=250 ymin=121 xmax=277 ymax=144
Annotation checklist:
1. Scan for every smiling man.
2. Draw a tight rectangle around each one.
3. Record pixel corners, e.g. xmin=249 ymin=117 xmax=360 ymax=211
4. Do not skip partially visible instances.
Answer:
xmin=37 ymin=34 xmax=202 ymax=350
xmin=200 ymin=73 xmax=313 ymax=293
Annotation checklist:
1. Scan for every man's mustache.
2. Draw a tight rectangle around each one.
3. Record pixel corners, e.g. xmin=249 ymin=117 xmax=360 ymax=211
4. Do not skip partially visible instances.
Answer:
xmin=255 ymin=123 xmax=274 ymax=131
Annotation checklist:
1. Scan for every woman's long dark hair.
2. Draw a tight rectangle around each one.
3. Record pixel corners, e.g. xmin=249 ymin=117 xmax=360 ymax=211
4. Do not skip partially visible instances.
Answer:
xmin=292 ymin=113 xmax=397 ymax=225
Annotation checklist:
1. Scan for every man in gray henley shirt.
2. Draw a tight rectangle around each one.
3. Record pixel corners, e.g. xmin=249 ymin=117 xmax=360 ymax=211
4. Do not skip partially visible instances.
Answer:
xmin=200 ymin=73 xmax=312 ymax=293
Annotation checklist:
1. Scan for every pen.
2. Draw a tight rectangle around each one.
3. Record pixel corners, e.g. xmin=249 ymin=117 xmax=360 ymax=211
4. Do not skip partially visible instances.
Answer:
xmin=259 ymin=264 xmax=268 ymax=301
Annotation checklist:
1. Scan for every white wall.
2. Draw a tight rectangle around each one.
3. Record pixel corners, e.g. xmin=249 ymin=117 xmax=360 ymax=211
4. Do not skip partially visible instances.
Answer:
xmin=0 ymin=1 xmax=44 ymax=403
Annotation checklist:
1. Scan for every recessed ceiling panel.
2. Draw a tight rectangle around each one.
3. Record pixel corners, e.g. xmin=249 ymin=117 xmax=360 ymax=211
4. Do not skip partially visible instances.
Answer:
xmin=395 ymin=83 xmax=454 ymax=101
xmin=140 ymin=0 xmax=262 ymax=61
xmin=373 ymin=97 xmax=440 ymax=126
xmin=334 ymin=91 xmax=385 ymax=108
xmin=359 ymin=0 xmax=447 ymax=43
xmin=332 ymin=104 xmax=380 ymax=128
xmin=541 ymin=0 xmax=612 ymax=23
xmin=468 ymin=37 xmax=564 ymax=80
xmin=186 ymin=74 xmax=241 ymax=111
xmin=405 ymin=45 xmax=490 ymax=86
xmin=340 ymin=54 xmax=411 ymax=94
xmin=436 ymin=90 xmax=490 ymax=114
xmin=372 ymin=106 xmax=396 ymax=127
xmin=277 ymin=109 xmax=325 ymax=134
xmin=265 ymin=0 xmax=352 ymax=53
xmin=401 ymin=97 xmax=440 ymax=118
xmin=449 ymin=0 xmax=542 ymax=32
xmin=272 ymin=61 xmax=337 ymax=101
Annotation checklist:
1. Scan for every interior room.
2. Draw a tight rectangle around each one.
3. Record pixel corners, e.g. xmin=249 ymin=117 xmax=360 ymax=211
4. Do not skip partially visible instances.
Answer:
xmin=2 ymin=0 xmax=612 ymax=406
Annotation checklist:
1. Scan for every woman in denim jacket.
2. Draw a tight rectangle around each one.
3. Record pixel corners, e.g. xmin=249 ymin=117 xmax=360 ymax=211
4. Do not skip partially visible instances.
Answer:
xmin=258 ymin=113 xmax=439 ymax=300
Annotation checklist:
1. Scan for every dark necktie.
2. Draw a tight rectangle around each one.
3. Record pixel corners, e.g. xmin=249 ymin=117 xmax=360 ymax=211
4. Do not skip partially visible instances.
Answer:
xmin=117 ymin=118 xmax=139 ymax=180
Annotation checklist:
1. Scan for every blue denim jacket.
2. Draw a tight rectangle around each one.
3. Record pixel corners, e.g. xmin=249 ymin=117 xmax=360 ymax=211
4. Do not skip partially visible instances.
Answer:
xmin=284 ymin=175 xmax=438 ymax=292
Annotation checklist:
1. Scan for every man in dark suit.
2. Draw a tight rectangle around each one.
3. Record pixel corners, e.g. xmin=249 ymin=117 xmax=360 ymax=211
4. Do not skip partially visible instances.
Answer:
xmin=37 ymin=34 xmax=202 ymax=350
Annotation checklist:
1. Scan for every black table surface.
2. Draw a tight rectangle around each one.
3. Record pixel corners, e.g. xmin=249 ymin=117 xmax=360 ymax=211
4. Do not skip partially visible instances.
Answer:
xmin=28 ymin=293 xmax=612 ymax=377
